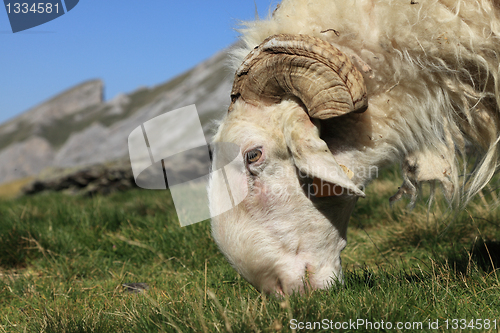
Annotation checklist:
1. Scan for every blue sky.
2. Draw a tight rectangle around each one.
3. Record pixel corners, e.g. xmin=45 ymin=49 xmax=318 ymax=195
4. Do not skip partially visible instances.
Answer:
xmin=0 ymin=0 xmax=278 ymax=124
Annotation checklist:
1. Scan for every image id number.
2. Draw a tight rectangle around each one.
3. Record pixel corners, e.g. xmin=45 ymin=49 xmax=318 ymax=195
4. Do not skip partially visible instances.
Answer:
xmin=445 ymin=319 xmax=497 ymax=330
xmin=6 ymin=3 xmax=59 ymax=14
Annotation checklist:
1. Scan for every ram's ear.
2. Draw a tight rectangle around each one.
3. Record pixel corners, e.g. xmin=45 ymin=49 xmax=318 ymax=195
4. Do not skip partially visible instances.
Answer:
xmin=283 ymin=109 xmax=365 ymax=198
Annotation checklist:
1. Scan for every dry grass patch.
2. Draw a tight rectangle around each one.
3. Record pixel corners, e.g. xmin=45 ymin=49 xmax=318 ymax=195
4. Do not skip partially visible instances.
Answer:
xmin=0 ymin=177 xmax=34 ymax=199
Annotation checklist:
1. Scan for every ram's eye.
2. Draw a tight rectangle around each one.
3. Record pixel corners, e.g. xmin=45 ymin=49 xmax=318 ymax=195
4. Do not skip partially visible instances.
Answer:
xmin=246 ymin=149 xmax=262 ymax=164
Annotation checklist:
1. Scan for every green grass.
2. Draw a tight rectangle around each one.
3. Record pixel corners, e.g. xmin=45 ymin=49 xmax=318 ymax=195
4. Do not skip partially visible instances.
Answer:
xmin=1 ymin=169 xmax=500 ymax=332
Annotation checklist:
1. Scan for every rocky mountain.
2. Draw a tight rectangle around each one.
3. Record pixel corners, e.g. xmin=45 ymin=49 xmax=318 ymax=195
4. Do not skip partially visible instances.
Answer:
xmin=0 ymin=47 xmax=234 ymax=189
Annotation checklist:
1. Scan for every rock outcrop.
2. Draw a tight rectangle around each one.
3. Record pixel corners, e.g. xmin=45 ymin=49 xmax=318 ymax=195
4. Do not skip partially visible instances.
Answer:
xmin=0 ymin=46 xmax=234 ymax=195
xmin=0 ymin=137 xmax=55 ymax=183
xmin=22 ymin=159 xmax=135 ymax=196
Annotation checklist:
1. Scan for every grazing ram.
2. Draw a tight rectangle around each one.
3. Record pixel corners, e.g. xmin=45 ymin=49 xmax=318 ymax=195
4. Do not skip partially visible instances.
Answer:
xmin=208 ymin=0 xmax=500 ymax=295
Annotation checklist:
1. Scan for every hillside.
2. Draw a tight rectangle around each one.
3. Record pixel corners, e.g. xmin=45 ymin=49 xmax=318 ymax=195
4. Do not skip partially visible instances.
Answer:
xmin=0 ymin=47 xmax=233 ymax=186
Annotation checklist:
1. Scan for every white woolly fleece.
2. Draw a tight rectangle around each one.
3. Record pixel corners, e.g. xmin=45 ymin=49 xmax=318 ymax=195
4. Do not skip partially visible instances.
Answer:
xmin=230 ymin=0 xmax=500 ymax=205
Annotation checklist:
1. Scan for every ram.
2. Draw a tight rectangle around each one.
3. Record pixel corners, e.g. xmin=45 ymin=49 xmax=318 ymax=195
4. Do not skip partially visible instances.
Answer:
xmin=208 ymin=0 xmax=500 ymax=295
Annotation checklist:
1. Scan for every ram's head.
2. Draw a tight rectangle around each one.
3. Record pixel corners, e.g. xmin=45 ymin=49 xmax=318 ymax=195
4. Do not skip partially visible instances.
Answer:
xmin=208 ymin=34 xmax=369 ymax=295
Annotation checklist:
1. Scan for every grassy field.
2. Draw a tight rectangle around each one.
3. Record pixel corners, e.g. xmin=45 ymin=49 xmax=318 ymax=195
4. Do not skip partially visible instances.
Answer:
xmin=1 ymin=167 xmax=500 ymax=332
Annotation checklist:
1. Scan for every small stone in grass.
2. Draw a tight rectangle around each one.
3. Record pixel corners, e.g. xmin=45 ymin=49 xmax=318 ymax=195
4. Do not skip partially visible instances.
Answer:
xmin=122 ymin=283 xmax=149 ymax=293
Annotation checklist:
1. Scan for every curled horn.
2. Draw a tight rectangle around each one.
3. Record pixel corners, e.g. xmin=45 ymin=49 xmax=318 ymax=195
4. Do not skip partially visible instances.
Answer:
xmin=230 ymin=34 xmax=368 ymax=119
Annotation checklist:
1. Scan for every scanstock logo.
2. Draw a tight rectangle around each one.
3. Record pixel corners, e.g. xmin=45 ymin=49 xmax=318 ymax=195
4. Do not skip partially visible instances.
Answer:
xmin=3 ymin=0 xmax=79 ymax=33
xmin=128 ymin=105 xmax=248 ymax=227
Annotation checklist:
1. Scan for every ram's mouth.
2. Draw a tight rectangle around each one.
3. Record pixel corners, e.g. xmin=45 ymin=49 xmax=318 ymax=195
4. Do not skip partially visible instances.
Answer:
xmin=275 ymin=279 xmax=285 ymax=297
xmin=271 ymin=263 xmax=316 ymax=296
